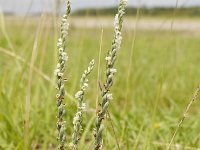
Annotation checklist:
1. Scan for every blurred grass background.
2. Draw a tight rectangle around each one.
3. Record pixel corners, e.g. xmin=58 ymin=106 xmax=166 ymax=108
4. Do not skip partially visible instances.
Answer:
xmin=0 ymin=5 xmax=200 ymax=150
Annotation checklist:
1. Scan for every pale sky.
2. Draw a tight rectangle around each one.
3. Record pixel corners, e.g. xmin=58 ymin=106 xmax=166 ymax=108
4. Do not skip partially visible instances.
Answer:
xmin=0 ymin=0 xmax=200 ymax=15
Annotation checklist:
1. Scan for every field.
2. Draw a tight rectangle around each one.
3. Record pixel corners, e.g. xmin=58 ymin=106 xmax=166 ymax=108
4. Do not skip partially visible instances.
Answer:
xmin=0 ymin=14 xmax=200 ymax=149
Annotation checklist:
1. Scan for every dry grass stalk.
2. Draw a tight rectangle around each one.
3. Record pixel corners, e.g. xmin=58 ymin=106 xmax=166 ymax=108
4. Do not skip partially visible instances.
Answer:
xmin=167 ymin=85 xmax=200 ymax=150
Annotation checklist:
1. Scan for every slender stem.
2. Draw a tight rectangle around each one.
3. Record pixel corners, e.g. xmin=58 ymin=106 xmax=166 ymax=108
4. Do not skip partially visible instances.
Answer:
xmin=96 ymin=29 xmax=104 ymax=114
xmin=167 ymin=85 xmax=200 ymax=150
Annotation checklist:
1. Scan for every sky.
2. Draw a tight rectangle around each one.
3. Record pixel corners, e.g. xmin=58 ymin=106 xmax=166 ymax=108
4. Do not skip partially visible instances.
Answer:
xmin=0 ymin=0 xmax=200 ymax=15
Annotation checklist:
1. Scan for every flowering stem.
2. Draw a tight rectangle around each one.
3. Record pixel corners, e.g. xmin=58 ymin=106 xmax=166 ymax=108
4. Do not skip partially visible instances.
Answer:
xmin=55 ymin=1 xmax=71 ymax=150
xmin=93 ymin=0 xmax=127 ymax=149
xmin=70 ymin=60 xmax=95 ymax=150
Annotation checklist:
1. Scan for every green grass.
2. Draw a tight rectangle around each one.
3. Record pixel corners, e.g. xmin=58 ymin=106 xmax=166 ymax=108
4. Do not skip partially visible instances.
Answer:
xmin=0 ymin=16 xmax=200 ymax=149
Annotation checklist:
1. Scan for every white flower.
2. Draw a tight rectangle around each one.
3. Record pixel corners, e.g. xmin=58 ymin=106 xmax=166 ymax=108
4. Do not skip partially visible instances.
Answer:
xmin=57 ymin=38 xmax=62 ymax=47
xmin=57 ymin=72 xmax=63 ymax=77
xmin=110 ymin=68 xmax=117 ymax=74
xmin=54 ymin=69 xmax=60 ymax=75
xmin=114 ymin=14 xmax=119 ymax=26
xmin=75 ymin=91 xmax=83 ymax=99
xmin=82 ymin=83 xmax=88 ymax=91
xmin=107 ymin=94 xmax=113 ymax=100
xmin=62 ymin=16 xmax=67 ymax=21
xmin=62 ymin=52 xmax=68 ymax=61
xmin=59 ymin=48 xmax=64 ymax=53
xmin=81 ymin=103 xmax=87 ymax=111
xmin=90 ymin=59 xmax=95 ymax=65
xmin=57 ymin=63 xmax=61 ymax=68
xmin=73 ymin=115 xmax=80 ymax=125
xmin=105 ymin=56 xmax=112 ymax=61
xmin=123 ymin=0 xmax=128 ymax=3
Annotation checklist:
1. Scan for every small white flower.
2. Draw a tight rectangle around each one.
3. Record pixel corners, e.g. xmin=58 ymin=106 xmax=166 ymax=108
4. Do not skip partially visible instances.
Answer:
xmin=105 ymin=56 xmax=111 ymax=61
xmin=115 ymin=14 xmax=119 ymax=20
xmin=59 ymin=48 xmax=64 ymax=53
xmin=84 ymin=83 xmax=88 ymax=87
xmin=73 ymin=115 xmax=80 ymax=125
xmin=62 ymin=52 xmax=68 ymax=61
xmin=75 ymin=91 xmax=83 ymax=99
xmin=82 ymin=83 xmax=88 ymax=91
xmin=57 ymin=63 xmax=61 ymax=68
xmin=110 ymin=68 xmax=117 ymax=74
xmin=57 ymin=38 xmax=62 ymax=47
xmin=57 ymin=72 xmax=63 ymax=77
xmin=54 ymin=69 xmax=60 ymax=75
xmin=62 ymin=15 xmax=67 ymax=21
xmin=107 ymin=94 xmax=113 ymax=100
xmin=82 ymin=74 xmax=86 ymax=79
xmin=90 ymin=59 xmax=95 ymax=65
xmin=123 ymin=0 xmax=128 ymax=3
xmin=81 ymin=103 xmax=87 ymax=111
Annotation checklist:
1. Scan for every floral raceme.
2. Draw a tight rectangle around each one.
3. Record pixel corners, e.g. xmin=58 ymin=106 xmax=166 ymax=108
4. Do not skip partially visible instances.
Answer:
xmin=93 ymin=0 xmax=127 ymax=149
xmin=54 ymin=0 xmax=71 ymax=150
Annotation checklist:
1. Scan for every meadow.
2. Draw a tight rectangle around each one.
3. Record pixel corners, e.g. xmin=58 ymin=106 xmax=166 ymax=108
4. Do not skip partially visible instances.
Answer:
xmin=0 ymin=13 xmax=200 ymax=149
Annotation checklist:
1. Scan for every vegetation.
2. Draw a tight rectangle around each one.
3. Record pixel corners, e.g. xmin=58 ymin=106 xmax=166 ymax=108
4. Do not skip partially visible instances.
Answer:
xmin=55 ymin=0 xmax=71 ymax=149
xmin=71 ymin=59 xmax=94 ymax=149
xmin=93 ymin=0 xmax=127 ymax=149
xmin=0 ymin=0 xmax=200 ymax=149
xmin=73 ymin=6 xmax=200 ymax=17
